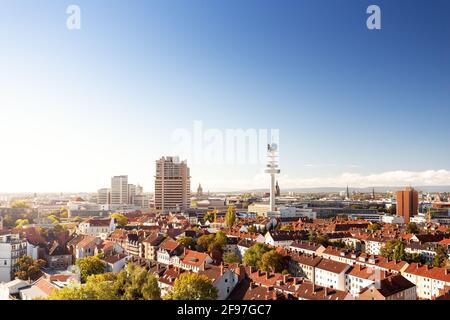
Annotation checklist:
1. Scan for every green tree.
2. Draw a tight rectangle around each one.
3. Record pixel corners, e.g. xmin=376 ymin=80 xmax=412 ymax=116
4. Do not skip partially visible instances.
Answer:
xmin=53 ymin=224 xmax=64 ymax=231
xmin=279 ymin=224 xmax=293 ymax=231
xmin=260 ymin=250 xmax=285 ymax=273
xmin=213 ymin=231 xmax=227 ymax=249
xmin=406 ymin=252 xmax=423 ymax=263
xmin=15 ymin=219 xmax=29 ymax=229
xmin=60 ymin=208 xmax=69 ymax=218
xmin=406 ymin=222 xmax=419 ymax=234
xmin=432 ymin=245 xmax=448 ymax=268
xmin=48 ymin=280 xmax=118 ymax=300
xmin=222 ymin=252 xmax=241 ymax=264
xmin=72 ymin=216 xmax=82 ymax=222
xmin=142 ymin=274 xmax=161 ymax=300
xmin=165 ymin=272 xmax=218 ymax=300
xmin=111 ymin=213 xmax=128 ymax=227
xmin=225 ymin=206 xmax=237 ymax=229
xmin=14 ymin=256 xmax=46 ymax=281
xmin=387 ymin=205 xmax=397 ymax=215
xmin=114 ymin=264 xmax=161 ymax=300
xmin=368 ymin=223 xmax=381 ymax=232
xmin=203 ymin=210 xmax=214 ymax=223
xmin=47 ymin=215 xmax=60 ymax=224
xmin=197 ymin=234 xmax=216 ymax=252
xmin=76 ymin=256 xmax=105 ymax=283
xmin=177 ymin=236 xmax=196 ymax=249
xmin=392 ymin=241 xmax=406 ymax=261
xmin=243 ymin=243 xmax=271 ymax=268
xmin=316 ymin=234 xmax=329 ymax=246
xmin=11 ymin=200 xmax=29 ymax=209
xmin=48 ymin=264 xmax=161 ymax=300
xmin=197 ymin=232 xmax=227 ymax=253
xmin=380 ymin=239 xmax=406 ymax=261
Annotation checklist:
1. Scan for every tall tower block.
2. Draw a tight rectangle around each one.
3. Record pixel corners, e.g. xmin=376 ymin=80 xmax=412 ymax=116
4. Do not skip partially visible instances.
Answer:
xmin=265 ymin=143 xmax=280 ymax=212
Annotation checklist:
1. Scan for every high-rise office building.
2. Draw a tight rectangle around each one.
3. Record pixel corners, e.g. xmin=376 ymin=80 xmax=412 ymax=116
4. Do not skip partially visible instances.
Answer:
xmin=154 ymin=156 xmax=191 ymax=212
xmin=97 ymin=188 xmax=111 ymax=205
xmin=111 ymin=175 xmax=129 ymax=205
xmin=128 ymin=184 xmax=136 ymax=204
xmin=396 ymin=187 xmax=419 ymax=224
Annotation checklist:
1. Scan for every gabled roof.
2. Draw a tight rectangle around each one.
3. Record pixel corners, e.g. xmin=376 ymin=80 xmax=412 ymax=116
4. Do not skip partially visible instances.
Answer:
xmin=143 ymin=232 xmax=165 ymax=246
xmin=33 ymin=277 xmax=58 ymax=296
xmin=360 ymin=274 xmax=415 ymax=297
xmin=267 ymin=230 xmax=308 ymax=242
xmin=404 ymin=263 xmax=450 ymax=282
xmin=84 ymin=218 xmax=112 ymax=227
xmin=158 ymin=267 xmax=184 ymax=286
xmin=102 ymin=253 xmax=127 ymax=264
xmin=289 ymin=252 xmax=322 ymax=267
xmin=316 ymin=259 xmax=350 ymax=274
xmin=76 ymin=236 xmax=100 ymax=249
xmin=48 ymin=241 xmax=70 ymax=256
xmin=159 ymin=238 xmax=183 ymax=253
xmin=181 ymin=249 xmax=211 ymax=268
xmin=296 ymin=281 xmax=348 ymax=300
xmin=289 ymin=241 xmax=323 ymax=252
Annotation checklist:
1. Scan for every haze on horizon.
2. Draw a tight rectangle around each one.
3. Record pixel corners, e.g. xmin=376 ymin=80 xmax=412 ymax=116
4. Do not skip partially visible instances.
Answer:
xmin=1 ymin=1 xmax=449 ymax=193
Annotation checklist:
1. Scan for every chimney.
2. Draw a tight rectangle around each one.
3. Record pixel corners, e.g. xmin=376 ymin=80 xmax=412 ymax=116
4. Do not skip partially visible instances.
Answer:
xmin=283 ymin=274 xmax=288 ymax=283
xmin=374 ymin=269 xmax=381 ymax=289
xmin=266 ymin=271 xmax=270 ymax=280
xmin=220 ymin=264 xmax=224 ymax=276
xmin=272 ymin=290 xmax=277 ymax=300
xmin=324 ymin=287 xmax=328 ymax=296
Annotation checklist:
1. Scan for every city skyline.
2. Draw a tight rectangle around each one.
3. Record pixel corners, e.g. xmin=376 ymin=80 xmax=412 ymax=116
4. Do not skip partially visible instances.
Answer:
xmin=1 ymin=0 xmax=450 ymax=192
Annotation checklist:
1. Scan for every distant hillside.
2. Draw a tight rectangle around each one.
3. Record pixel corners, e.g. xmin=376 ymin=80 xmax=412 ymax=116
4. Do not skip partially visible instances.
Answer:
xmin=224 ymin=186 xmax=450 ymax=194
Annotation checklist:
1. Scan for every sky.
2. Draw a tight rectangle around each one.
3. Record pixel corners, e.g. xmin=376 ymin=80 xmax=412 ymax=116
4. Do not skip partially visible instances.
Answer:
xmin=0 ymin=0 xmax=450 ymax=193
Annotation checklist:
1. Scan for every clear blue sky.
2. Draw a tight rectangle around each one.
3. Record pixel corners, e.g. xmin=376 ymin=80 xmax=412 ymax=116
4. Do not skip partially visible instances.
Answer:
xmin=1 ymin=0 xmax=449 ymax=192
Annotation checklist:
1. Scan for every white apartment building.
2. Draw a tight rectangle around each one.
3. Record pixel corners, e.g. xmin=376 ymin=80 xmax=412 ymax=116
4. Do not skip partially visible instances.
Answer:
xmin=382 ymin=215 xmax=405 ymax=224
xmin=273 ymin=207 xmax=317 ymax=219
xmin=77 ymin=218 xmax=116 ymax=238
xmin=402 ymin=263 xmax=450 ymax=299
xmin=364 ymin=238 xmax=384 ymax=255
xmin=0 ymin=233 xmax=28 ymax=283
xmin=247 ymin=203 xmax=271 ymax=217
xmin=314 ymin=259 xmax=351 ymax=291
xmin=345 ymin=266 xmax=378 ymax=297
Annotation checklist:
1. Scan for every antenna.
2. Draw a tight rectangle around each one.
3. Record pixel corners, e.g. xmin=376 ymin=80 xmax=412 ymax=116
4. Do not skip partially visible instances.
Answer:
xmin=265 ymin=143 xmax=280 ymax=212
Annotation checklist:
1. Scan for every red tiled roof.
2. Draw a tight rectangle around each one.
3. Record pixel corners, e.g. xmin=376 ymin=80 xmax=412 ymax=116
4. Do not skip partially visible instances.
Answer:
xmin=181 ymin=249 xmax=211 ymax=268
xmin=159 ymin=238 xmax=182 ymax=252
xmin=34 ymin=277 xmax=57 ymax=295
xmin=404 ymin=263 xmax=450 ymax=282
xmin=296 ymin=281 xmax=348 ymax=300
xmin=316 ymin=259 xmax=350 ymax=274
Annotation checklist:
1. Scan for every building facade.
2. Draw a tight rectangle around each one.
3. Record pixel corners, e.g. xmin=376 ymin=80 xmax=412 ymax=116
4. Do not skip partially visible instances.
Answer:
xmin=154 ymin=157 xmax=191 ymax=212
xmin=396 ymin=187 xmax=419 ymax=224
xmin=0 ymin=233 xmax=27 ymax=282
xmin=111 ymin=175 xmax=129 ymax=205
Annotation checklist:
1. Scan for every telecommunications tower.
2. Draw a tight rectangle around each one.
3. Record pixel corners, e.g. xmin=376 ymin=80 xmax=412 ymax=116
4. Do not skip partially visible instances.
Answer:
xmin=265 ymin=143 xmax=280 ymax=212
